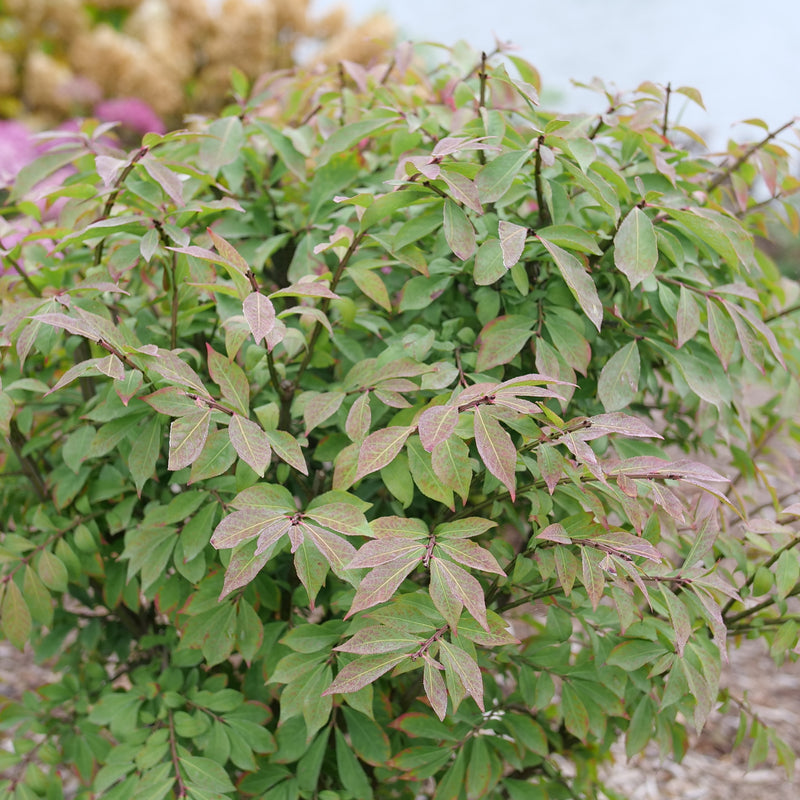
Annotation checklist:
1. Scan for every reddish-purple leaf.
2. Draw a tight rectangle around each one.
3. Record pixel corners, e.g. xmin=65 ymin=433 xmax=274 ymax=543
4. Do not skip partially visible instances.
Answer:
xmin=141 ymin=154 xmax=184 ymax=206
xmin=335 ymin=626 xmax=421 ymax=655
xmin=581 ymin=547 xmax=605 ymax=610
xmin=423 ymin=658 xmax=448 ymax=720
xmin=440 ymin=169 xmax=482 ymax=215
xmin=499 ymin=220 xmax=527 ymax=268
xmin=46 ymin=358 xmax=101 ymax=395
xmin=598 ymin=342 xmax=640 ymax=412
xmin=303 ymin=523 xmax=358 ymax=579
xmin=34 ymin=312 xmax=100 ymax=341
xmin=168 ymin=409 xmax=211 ymax=471
xmin=219 ymin=542 xmax=274 ymax=599
xmin=355 ymin=426 xmax=413 ymax=481
xmin=141 ymin=386 xmax=198 ymax=417
xmin=348 ymin=539 xmax=426 ymax=569
xmin=303 ymin=391 xmax=346 ymax=435
xmin=305 ymin=502 xmax=368 ymax=536
xmin=207 ymin=228 xmax=249 ymax=274
xmin=433 ymin=518 xmax=496 ymax=539
xmin=473 ymin=406 xmax=517 ymax=499
xmin=676 ymin=286 xmax=701 ymax=349
xmin=207 ymin=344 xmax=249 ymax=415
xmin=345 ymin=392 xmax=371 ymax=442
xmin=439 ymin=640 xmax=484 ymax=711
xmin=475 ymin=315 xmax=533 ymax=372
xmin=443 ymin=199 xmax=476 ymax=261
xmin=211 ymin=508 xmax=286 ymax=549
xmin=430 ymin=558 xmax=488 ymax=631
xmin=706 ymin=298 xmax=736 ymax=371
xmin=322 ymin=652 xmax=408 ymax=695
xmin=537 ymin=523 xmax=571 ymax=544
xmin=270 ymin=280 xmax=339 ymax=300
xmin=538 ymin=445 xmax=564 ymax=495
xmin=495 ymin=372 xmax=573 ymax=395
xmin=579 ymin=412 xmax=661 ymax=441
xmin=431 ymin=437 xmax=472 ymax=504
xmin=228 ymin=413 xmax=272 ymax=476
xmin=588 ymin=530 xmax=662 ymax=562
xmin=418 ymin=405 xmax=458 ymax=452
xmin=256 ymin=517 xmax=293 ymax=555
xmin=538 ymin=236 xmax=603 ymax=331
xmin=436 ymin=539 xmax=505 ymax=576
xmin=369 ymin=516 xmax=429 ymax=540
xmin=243 ymin=292 xmax=276 ymax=345
xmin=230 ymin=482 xmax=295 ymax=512
xmin=345 ymin=557 xmax=421 ymax=618
xmin=263 ymin=428 xmax=308 ymax=475
xmin=555 ymin=546 xmax=579 ymax=595
xmin=144 ymin=349 xmax=207 ymax=394
xmin=660 ymin=585 xmax=692 ymax=657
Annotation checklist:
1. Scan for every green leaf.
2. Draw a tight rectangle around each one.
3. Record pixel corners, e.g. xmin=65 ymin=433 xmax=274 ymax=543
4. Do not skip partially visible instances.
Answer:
xmin=606 ymin=639 xmax=667 ymax=671
xmin=408 ymin=437 xmax=454 ymax=509
xmin=473 ymin=238 xmax=506 ymax=285
xmin=128 ymin=416 xmax=162 ymax=494
xmin=443 ymin=199 xmax=476 ymax=261
xmin=538 ymin=236 xmax=603 ymax=331
xmin=341 ymin=706 xmax=391 ymax=766
xmin=229 ymin=414 xmax=272 ymax=476
xmin=335 ymin=728 xmax=374 ymax=800
xmin=597 ymin=341 xmax=640 ymax=412
xmin=562 ymin=682 xmax=589 ymax=740
xmin=263 ymin=428 xmax=307 ymax=475
xmin=36 ymin=549 xmax=68 ymax=593
xmin=318 ymin=117 xmax=395 ymax=166
xmin=179 ymin=756 xmax=236 ymax=794
xmin=614 ymin=207 xmax=658 ymax=288
xmin=475 ymin=314 xmax=533 ymax=371
xmin=431 ymin=437 xmax=472 ymax=503
xmin=475 ymin=150 xmax=530 ymax=203
xmin=2 ymin=579 xmax=31 ymax=649
xmin=189 ymin=427 xmax=237 ymax=483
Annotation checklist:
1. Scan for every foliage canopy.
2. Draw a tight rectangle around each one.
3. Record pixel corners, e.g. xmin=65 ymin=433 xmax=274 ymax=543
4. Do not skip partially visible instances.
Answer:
xmin=1 ymin=41 xmax=800 ymax=800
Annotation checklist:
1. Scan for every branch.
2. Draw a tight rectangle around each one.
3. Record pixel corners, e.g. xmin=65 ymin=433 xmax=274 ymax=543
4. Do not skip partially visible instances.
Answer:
xmin=705 ymin=119 xmax=795 ymax=194
xmin=291 ymin=231 xmax=366 ymax=389
xmin=93 ymin=146 xmax=149 ymax=266
xmin=661 ymin=82 xmax=671 ymax=138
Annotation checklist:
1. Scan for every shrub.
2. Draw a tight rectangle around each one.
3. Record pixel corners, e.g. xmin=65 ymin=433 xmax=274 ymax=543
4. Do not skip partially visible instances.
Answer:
xmin=1 ymin=41 xmax=799 ymax=800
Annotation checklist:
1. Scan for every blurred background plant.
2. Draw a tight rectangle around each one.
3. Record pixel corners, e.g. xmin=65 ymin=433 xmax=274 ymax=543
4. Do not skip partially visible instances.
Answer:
xmin=0 ymin=0 xmax=394 ymax=131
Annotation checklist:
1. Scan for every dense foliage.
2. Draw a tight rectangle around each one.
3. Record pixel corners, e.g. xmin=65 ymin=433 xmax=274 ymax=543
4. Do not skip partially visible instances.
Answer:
xmin=1 ymin=41 xmax=800 ymax=800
